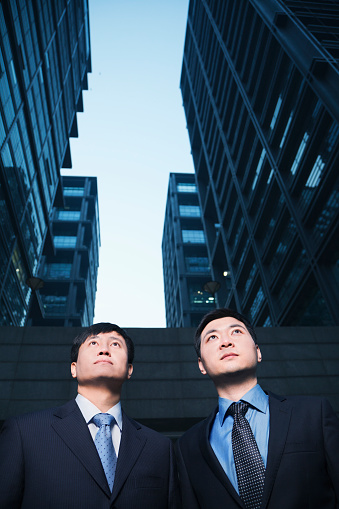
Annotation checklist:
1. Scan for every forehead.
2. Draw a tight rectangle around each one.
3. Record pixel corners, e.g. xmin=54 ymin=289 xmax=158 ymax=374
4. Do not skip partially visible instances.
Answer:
xmin=201 ymin=316 xmax=247 ymax=337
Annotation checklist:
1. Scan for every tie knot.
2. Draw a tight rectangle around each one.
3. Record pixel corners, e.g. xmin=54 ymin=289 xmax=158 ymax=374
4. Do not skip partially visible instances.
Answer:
xmin=92 ymin=413 xmax=115 ymax=428
xmin=228 ymin=401 xmax=249 ymax=417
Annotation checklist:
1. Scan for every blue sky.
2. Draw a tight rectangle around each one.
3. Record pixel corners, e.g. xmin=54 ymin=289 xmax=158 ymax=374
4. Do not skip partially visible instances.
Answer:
xmin=63 ymin=0 xmax=194 ymax=326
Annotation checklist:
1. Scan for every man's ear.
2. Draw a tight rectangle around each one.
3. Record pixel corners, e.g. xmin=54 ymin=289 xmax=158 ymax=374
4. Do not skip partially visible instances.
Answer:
xmin=198 ymin=357 xmax=207 ymax=375
xmin=256 ymin=345 xmax=262 ymax=363
xmin=71 ymin=362 xmax=77 ymax=378
xmin=127 ymin=364 xmax=133 ymax=379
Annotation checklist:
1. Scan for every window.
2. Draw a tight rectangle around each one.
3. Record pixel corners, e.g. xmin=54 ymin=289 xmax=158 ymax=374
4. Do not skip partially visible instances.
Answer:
xmin=290 ymin=133 xmax=309 ymax=176
xmin=6 ymin=266 xmax=27 ymax=326
xmin=11 ymin=245 xmax=30 ymax=303
xmin=270 ymin=96 xmax=283 ymax=130
xmin=63 ymin=186 xmax=84 ymax=196
xmin=277 ymin=248 xmax=307 ymax=309
xmin=179 ymin=205 xmax=201 ymax=217
xmin=177 ymin=183 xmax=196 ymax=193
xmin=245 ymin=263 xmax=257 ymax=292
xmin=268 ymin=216 xmax=296 ymax=278
xmin=280 ymin=112 xmax=293 ymax=149
xmin=313 ymin=187 xmax=339 ymax=243
xmin=42 ymin=295 xmax=67 ymax=315
xmin=57 ymin=210 xmax=81 ymax=221
xmin=44 ymin=263 xmax=72 ymax=278
xmin=54 ymin=236 xmax=77 ymax=248
xmin=10 ymin=59 xmax=17 ymax=85
xmin=185 ymin=256 xmax=209 ymax=272
xmin=263 ymin=316 xmax=272 ymax=327
xmin=249 ymin=286 xmax=265 ymax=321
xmin=305 ymin=155 xmax=325 ymax=188
xmin=182 ymin=230 xmax=205 ymax=243
xmin=188 ymin=283 xmax=215 ymax=308
xmin=252 ymin=149 xmax=266 ymax=191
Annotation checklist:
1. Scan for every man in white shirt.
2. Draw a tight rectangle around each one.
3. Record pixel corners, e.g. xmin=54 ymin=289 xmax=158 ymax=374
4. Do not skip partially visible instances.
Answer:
xmin=0 ymin=322 xmax=180 ymax=509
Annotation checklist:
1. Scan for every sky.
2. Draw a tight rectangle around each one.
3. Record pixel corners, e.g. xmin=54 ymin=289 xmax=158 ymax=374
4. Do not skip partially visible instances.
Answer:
xmin=62 ymin=0 xmax=194 ymax=327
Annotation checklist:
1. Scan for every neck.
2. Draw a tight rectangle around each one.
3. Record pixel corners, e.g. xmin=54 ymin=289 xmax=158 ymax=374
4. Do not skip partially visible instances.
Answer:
xmin=215 ymin=377 xmax=258 ymax=401
xmin=78 ymin=384 xmax=121 ymax=412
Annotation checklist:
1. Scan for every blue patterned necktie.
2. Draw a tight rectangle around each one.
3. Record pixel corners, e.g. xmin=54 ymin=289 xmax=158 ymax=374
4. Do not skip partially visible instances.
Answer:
xmin=227 ymin=402 xmax=265 ymax=509
xmin=92 ymin=413 xmax=117 ymax=491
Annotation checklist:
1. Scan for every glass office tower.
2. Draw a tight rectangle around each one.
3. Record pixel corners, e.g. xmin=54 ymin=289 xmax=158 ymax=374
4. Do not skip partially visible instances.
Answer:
xmin=28 ymin=176 xmax=100 ymax=326
xmin=162 ymin=173 xmax=215 ymax=327
xmin=180 ymin=0 xmax=339 ymax=326
xmin=0 ymin=0 xmax=91 ymax=325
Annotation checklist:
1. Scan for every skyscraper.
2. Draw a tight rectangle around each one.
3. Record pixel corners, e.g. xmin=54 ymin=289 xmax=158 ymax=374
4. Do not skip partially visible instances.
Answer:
xmin=162 ymin=173 xmax=215 ymax=327
xmin=0 ymin=0 xmax=91 ymax=325
xmin=180 ymin=0 xmax=339 ymax=326
xmin=28 ymin=176 xmax=100 ymax=326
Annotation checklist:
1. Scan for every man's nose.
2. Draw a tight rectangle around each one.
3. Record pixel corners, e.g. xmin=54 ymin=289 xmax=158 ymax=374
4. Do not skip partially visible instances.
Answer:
xmin=220 ymin=336 xmax=233 ymax=348
xmin=98 ymin=347 xmax=110 ymax=355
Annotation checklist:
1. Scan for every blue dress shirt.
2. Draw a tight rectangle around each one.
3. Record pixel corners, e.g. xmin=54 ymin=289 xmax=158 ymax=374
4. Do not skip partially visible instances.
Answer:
xmin=209 ymin=384 xmax=269 ymax=494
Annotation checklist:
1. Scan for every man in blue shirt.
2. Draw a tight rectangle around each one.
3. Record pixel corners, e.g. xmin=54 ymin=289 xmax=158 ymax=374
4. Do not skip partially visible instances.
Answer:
xmin=176 ymin=308 xmax=339 ymax=509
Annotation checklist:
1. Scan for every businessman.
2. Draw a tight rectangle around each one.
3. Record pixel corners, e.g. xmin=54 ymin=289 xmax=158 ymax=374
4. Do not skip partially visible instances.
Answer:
xmin=176 ymin=308 xmax=339 ymax=509
xmin=0 ymin=322 xmax=180 ymax=509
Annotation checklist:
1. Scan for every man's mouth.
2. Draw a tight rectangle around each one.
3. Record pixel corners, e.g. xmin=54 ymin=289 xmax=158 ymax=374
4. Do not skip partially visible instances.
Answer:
xmin=220 ymin=353 xmax=238 ymax=360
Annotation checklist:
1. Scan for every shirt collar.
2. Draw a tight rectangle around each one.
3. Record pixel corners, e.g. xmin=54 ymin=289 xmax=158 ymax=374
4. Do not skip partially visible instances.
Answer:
xmin=75 ymin=393 xmax=123 ymax=431
xmin=217 ymin=384 xmax=268 ymax=426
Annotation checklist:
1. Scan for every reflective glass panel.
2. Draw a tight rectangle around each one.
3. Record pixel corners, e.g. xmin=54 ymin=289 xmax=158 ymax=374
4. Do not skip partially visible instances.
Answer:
xmin=179 ymin=205 xmax=201 ymax=217
xmin=54 ymin=235 xmax=77 ymax=248
xmin=182 ymin=230 xmax=205 ymax=243
xmin=57 ymin=210 xmax=81 ymax=221
xmin=185 ymin=256 xmax=209 ymax=272
xmin=177 ymin=183 xmax=197 ymax=193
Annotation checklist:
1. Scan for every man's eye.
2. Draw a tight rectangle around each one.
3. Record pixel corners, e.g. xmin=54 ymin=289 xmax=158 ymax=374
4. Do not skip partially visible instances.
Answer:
xmin=207 ymin=335 xmax=217 ymax=341
xmin=232 ymin=329 xmax=242 ymax=334
xmin=112 ymin=342 xmax=120 ymax=347
xmin=90 ymin=341 xmax=97 ymax=345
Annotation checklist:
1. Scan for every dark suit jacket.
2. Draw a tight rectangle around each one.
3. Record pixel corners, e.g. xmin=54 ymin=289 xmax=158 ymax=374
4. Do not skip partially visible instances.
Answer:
xmin=0 ymin=399 xmax=180 ymax=509
xmin=176 ymin=392 xmax=339 ymax=509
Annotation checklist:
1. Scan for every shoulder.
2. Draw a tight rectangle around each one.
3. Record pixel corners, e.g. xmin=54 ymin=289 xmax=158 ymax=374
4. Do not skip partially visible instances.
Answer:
xmin=267 ymin=392 xmax=338 ymax=420
xmin=4 ymin=407 xmax=57 ymax=425
xmin=178 ymin=411 xmax=216 ymax=451
xmin=1 ymin=407 xmax=57 ymax=445
xmin=268 ymin=391 xmax=330 ymax=408
xmin=2 ymin=400 xmax=77 ymax=430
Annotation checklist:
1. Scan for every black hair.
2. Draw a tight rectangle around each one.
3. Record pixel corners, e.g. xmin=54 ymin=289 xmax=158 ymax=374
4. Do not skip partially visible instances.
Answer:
xmin=194 ymin=308 xmax=257 ymax=357
xmin=71 ymin=322 xmax=134 ymax=364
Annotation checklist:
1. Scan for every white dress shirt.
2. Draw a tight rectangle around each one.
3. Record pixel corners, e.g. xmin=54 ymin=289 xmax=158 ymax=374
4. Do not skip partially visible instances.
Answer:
xmin=75 ymin=393 xmax=122 ymax=456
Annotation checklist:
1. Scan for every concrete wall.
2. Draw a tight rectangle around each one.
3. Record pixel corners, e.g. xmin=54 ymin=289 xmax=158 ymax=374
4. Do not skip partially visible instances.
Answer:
xmin=1 ymin=326 xmax=338 ymax=436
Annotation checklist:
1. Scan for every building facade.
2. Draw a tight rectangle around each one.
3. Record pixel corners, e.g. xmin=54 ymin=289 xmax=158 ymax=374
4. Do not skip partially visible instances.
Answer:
xmin=180 ymin=0 xmax=339 ymax=326
xmin=162 ymin=173 xmax=215 ymax=327
xmin=0 ymin=0 xmax=91 ymax=325
xmin=1 ymin=325 xmax=339 ymax=434
xmin=28 ymin=176 xmax=100 ymax=326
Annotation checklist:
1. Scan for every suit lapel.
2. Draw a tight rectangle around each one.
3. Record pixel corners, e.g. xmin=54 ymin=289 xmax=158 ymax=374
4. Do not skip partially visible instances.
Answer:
xmin=51 ymin=400 xmax=111 ymax=498
xmin=111 ymin=412 xmax=147 ymax=503
xmin=262 ymin=392 xmax=292 ymax=508
xmin=199 ymin=410 xmax=245 ymax=508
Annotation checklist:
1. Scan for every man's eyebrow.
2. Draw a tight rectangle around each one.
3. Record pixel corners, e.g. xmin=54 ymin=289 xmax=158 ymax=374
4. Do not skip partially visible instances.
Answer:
xmin=85 ymin=334 xmax=123 ymax=342
xmin=228 ymin=323 xmax=246 ymax=330
xmin=202 ymin=323 xmax=246 ymax=340
xmin=85 ymin=335 xmax=98 ymax=342
xmin=202 ymin=328 xmax=218 ymax=340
